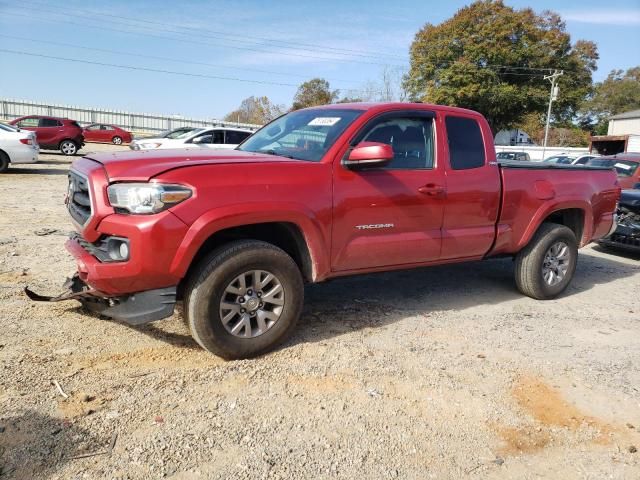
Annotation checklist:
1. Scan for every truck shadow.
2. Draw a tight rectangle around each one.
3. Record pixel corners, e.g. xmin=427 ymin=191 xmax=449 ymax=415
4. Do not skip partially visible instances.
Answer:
xmin=88 ymin=248 xmax=637 ymax=355
xmin=0 ymin=410 xmax=102 ymax=479
xmin=591 ymin=244 xmax=640 ymax=262
xmin=290 ymin=249 xmax=638 ymax=347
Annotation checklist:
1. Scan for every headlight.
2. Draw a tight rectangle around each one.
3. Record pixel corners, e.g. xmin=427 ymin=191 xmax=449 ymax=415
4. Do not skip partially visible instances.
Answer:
xmin=107 ymin=183 xmax=192 ymax=214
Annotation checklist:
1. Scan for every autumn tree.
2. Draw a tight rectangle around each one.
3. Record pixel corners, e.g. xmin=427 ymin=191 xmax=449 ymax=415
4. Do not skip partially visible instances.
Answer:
xmin=403 ymin=0 xmax=598 ymax=133
xmin=291 ymin=78 xmax=339 ymax=110
xmin=580 ymin=66 xmax=640 ymax=134
xmin=224 ymin=96 xmax=285 ymax=125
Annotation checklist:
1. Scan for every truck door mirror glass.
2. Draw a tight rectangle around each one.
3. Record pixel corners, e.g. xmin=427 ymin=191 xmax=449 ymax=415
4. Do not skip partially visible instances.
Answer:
xmin=344 ymin=142 xmax=393 ymax=169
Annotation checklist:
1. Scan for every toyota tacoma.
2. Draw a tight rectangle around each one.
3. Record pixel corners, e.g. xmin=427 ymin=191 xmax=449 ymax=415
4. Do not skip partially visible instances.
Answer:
xmin=27 ymin=103 xmax=620 ymax=359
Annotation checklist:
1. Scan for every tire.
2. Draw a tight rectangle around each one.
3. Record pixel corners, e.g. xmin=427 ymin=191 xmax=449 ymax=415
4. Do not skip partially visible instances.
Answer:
xmin=112 ymin=136 xmax=123 ymax=145
xmin=60 ymin=140 xmax=78 ymax=156
xmin=0 ymin=151 xmax=9 ymax=173
xmin=185 ymin=240 xmax=304 ymax=359
xmin=514 ymin=222 xmax=578 ymax=300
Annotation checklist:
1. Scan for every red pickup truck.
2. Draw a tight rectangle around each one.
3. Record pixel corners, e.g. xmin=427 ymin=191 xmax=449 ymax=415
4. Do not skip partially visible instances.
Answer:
xmin=28 ymin=103 xmax=620 ymax=359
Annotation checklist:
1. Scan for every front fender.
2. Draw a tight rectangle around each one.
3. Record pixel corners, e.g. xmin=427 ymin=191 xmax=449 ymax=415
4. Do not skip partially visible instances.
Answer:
xmin=168 ymin=202 xmax=330 ymax=281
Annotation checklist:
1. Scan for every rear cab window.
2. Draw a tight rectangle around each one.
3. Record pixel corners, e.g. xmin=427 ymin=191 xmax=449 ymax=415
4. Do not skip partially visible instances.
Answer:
xmin=445 ymin=116 xmax=486 ymax=170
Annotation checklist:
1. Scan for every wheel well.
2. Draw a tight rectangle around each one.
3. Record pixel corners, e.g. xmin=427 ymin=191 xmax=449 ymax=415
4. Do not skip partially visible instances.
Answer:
xmin=543 ymin=208 xmax=585 ymax=242
xmin=0 ymin=149 xmax=9 ymax=162
xmin=181 ymin=222 xmax=313 ymax=295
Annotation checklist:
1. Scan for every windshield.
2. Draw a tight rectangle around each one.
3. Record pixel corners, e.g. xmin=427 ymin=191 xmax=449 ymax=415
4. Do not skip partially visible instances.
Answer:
xmin=237 ymin=108 xmax=364 ymax=162
xmin=164 ymin=127 xmax=200 ymax=139
xmin=588 ymin=158 xmax=639 ymax=177
xmin=497 ymin=152 xmax=516 ymax=159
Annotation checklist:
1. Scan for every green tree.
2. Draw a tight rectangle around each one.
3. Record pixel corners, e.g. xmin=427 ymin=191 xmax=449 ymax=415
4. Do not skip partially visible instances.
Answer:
xmin=224 ymin=96 xmax=285 ymax=125
xmin=291 ymin=78 xmax=339 ymax=110
xmin=403 ymin=1 xmax=598 ymax=133
xmin=580 ymin=66 xmax=640 ymax=134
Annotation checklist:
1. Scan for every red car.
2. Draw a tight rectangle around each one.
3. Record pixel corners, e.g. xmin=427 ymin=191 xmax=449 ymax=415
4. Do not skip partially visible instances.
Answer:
xmin=29 ymin=102 xmax=619 ymax=359
xmin=83 ymin=124 xmax=133 ymax=145
xmin=9 ymin=115 xmax=84 ymax=156
xmin=586 ymin=154 xmax=640 ymax=189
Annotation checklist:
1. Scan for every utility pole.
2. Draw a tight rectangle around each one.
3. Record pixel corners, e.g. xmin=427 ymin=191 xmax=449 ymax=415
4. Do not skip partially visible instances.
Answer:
xmin=542 ymin=70 xmax=563 ymax=159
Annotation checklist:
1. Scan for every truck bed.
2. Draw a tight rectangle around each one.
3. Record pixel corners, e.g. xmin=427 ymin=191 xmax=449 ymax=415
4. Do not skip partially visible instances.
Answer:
xmin=498 ymin=160 xmax=612 ymax=171
xmin=490 ymin=162 xmax=620 ymax=255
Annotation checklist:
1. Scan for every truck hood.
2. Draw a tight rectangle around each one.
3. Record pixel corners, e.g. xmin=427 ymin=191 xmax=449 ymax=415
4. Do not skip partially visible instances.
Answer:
xmin=85 ymin=148 xmax=300 ymax=181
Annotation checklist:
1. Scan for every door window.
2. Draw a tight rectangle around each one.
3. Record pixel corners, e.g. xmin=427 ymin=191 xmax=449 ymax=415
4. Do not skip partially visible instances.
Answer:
xmin=86 ymin=124 xmax=101 ymax=130
xmin=17 ymin=118 xmax=39 ymax=128
xmin=225 ymin=130 xmax=251 ymax=144
xmin=445 ymin=116 xmax=485 ymax=170
xmin=358 ymin=117 xmax=434 ymax=169
xmin=39 ymin=118 xmax=62 ymax=128
xmin=212 ymin=130 xmax=224 ymax=144
xmin=191 ymin=133 xmax=214 ymax=144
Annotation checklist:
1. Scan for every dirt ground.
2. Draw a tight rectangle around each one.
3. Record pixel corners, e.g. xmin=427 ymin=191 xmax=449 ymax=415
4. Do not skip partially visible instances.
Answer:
xmin=1 ymin=143 xmax=639 ymax=479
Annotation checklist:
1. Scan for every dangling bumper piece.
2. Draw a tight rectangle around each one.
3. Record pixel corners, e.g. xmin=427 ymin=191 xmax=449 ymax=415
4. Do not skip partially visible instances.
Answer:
xmin=25 ymin=274 xmax=177 ymax=326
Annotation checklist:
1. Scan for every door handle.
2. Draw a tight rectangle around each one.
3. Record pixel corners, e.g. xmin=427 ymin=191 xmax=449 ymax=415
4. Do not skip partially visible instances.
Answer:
xmin=418 ymin=184 xmax=446 ymax=196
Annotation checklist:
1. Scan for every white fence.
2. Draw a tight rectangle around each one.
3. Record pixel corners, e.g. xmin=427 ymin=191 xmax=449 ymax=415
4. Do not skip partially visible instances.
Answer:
xmin=494 ymin=145 xmax=590 ymax=161
xmin=0 ymin=98 xmax=261 ymax=135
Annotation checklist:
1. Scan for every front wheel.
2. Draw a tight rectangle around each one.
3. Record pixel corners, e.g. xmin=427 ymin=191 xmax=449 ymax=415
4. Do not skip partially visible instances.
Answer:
xmin=514 ymin=223 xmax=578 ymax=300
xmin=112 ymin=136 xmax=123 ymax=145
xmin=59 ymin=140 xmax=78 ymax=156
xmin=185 ymin=240 xmax=304 ymax=359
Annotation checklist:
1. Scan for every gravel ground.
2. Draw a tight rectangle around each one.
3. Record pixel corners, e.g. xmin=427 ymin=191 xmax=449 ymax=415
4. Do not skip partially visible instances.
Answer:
xmin=1 ymin=144 xmax=639 ymax=479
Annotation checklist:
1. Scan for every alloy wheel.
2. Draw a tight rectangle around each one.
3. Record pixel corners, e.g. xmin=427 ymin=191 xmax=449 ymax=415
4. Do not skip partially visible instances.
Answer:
xmin=219 ymin=270 xmax=284 ymax=338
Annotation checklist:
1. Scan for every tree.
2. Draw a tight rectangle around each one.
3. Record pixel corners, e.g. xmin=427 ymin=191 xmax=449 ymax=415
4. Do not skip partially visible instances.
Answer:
xmin=403 ymin=1 xmax=598 ymax=133
xmin=580 ymin=66 xmax=640 ymax=134
xmin=224 ymin=96 xmax=285 ymax=125
xmin=291 ymin=78 xmax=339 ymax=110
xmin=515 ymin=112 xmax=588 ymax=147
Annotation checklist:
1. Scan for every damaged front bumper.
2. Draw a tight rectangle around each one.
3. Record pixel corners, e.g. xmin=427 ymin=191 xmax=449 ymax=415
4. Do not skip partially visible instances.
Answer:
xmin=25 ymin=274 xmax=177 ymax=326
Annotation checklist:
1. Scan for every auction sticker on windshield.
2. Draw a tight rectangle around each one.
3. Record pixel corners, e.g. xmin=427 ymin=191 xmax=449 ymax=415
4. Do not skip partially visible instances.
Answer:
xmin=308 ymin=117 xmax=341 ymax=126
xmin=615 ymin=163 xmax=632 ymax=170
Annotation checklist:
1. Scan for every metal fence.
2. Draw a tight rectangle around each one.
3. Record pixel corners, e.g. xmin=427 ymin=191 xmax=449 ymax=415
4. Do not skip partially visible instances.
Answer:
xmin=0 ymin=98 xmax=262 ymax=135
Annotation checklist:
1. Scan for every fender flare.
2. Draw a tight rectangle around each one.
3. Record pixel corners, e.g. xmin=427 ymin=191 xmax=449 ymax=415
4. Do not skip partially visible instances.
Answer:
xmin=516 ymin=199 xmax=593 ymax=250
xmin=169 ymin=202 xmax=330 ymax=281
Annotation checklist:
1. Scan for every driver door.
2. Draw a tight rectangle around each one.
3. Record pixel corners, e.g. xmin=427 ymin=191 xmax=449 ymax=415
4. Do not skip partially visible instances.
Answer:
xmin=331 ymin=112 xmax=445 ymax=271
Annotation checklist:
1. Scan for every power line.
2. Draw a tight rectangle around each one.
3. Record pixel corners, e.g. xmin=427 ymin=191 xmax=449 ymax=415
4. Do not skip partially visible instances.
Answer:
xmin=0 ymin=33 xmax=361 ymax=84
xmin=0 ymin=8 xmax=406 ymax=67
xmin=14 ymin=0 xmax=406 ymax=61
xmin=0 ymin=48 xmax=304 ymax=87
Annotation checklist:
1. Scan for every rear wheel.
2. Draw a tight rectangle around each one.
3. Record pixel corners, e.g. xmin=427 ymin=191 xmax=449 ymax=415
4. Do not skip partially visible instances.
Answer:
xmin=185 ymin=240 xmax=303 ymax=359
xmin=0 ymin=151 xmax=9 ymax=173
xmin=514 ymin=223 xmax=578 ymax=299
xmin=59 ymin=140 xmax=77 ymax=156
xmin=112 ymin=136 xmax=123 ymax=145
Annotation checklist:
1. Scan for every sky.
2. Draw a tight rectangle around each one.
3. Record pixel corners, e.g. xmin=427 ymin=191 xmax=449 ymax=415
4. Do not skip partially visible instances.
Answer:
xmin=0 ymin=0 xmax=639 ymax=120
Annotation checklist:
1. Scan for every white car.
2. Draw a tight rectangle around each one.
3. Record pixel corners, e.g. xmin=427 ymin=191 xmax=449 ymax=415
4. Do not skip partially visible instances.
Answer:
xmin=543 ymin=153 xmax=600 ymax=166
xmin=0 ymin=122 xmax=39 ymax=173
xmin=130 ymin=127 xmax=253 ymax=151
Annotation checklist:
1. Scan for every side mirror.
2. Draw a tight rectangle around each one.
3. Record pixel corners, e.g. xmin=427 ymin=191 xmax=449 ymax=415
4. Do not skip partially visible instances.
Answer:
xmin=344 ymin=141 xmax=393 ymax=169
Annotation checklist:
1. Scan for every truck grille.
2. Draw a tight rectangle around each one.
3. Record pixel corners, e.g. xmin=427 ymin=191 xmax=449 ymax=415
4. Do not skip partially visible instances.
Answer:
xmin=67 ymin=170 xmax=92 ymax=226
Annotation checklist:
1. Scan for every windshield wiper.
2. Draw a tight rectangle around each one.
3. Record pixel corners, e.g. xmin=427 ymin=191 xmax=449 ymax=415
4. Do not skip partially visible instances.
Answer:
xmin=262 ymin=149 xmax=296 ymax=159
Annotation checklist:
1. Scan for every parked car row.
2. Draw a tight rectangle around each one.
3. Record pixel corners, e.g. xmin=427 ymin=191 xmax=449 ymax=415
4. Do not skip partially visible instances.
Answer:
xmin=1 ymin=114 xmax=256 ymax=171
xmin=129 ymin=126 xmax=253 ymax=151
